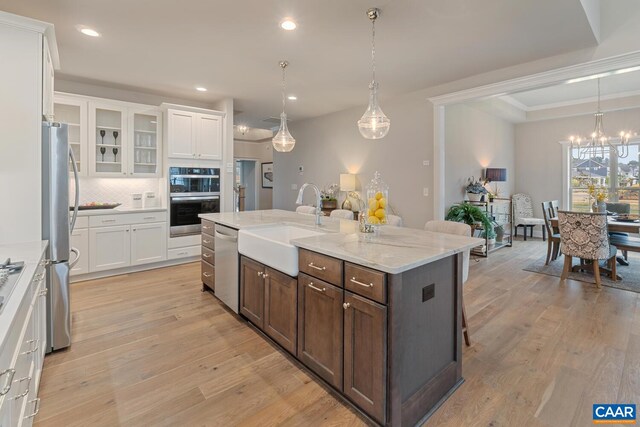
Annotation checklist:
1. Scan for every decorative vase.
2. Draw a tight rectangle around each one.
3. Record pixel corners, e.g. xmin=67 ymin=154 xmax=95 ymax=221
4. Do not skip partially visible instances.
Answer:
xmin=365 ymin=171 xmax=389 ymax=228
xmin=467 ymin=193 xmax=482 ymax=202
xmin=592 ymin=201 xmax=606 ymax=213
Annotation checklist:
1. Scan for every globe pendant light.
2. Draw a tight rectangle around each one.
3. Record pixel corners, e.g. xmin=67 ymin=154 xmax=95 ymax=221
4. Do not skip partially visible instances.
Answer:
xmin=272 ymin=60 xmax=296 ymax=152
xmin=357 ymin=8 xmax=390 ymax=140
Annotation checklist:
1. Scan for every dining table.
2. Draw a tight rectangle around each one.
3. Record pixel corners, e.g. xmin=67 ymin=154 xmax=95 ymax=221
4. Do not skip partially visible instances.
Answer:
xmin=550 ymin=216 xmax=640 ymax=234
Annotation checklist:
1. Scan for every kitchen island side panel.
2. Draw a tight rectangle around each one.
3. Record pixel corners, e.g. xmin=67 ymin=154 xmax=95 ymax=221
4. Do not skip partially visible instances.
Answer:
xmin=388 ymin=253 xmax=462 ymax=426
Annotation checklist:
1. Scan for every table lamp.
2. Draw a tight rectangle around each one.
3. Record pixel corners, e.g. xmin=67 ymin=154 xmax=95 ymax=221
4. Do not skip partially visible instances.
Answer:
xmin=340 ymin=173 xmax=357 ymax=210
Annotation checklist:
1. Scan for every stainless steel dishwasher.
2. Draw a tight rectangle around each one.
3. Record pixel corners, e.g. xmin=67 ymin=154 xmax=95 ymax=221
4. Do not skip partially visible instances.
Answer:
xmin=214 ymin=224 xmax=239 ymax=313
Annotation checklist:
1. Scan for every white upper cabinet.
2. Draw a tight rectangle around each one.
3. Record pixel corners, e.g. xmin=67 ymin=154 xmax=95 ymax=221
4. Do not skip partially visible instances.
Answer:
xmin=53 ymin=94 xmax=88 ymax=176
xmin=165 ymin=107 xmax=224 ymax=161
xmin=196 ymin=113 xmax=222 ymax=160
xmin=167 ymin=109 xmax=196 ymax=159
xmin=89 ymin=101 xmax=128 ymax=177
xmin=129 ymin=108 xmax=162 ymax=177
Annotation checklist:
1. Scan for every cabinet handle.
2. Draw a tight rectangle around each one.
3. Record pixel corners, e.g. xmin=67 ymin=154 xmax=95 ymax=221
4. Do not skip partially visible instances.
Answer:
xmin=0 ymin=369 xmax=15 ymax=396
xmin=307 ymin=282 xmax=326 ymax=293
xmin=21 ymin=339 xmax=39 ymax=355
xmin=39 ymin=288 xmax=48 ymax=297
xmin=143 ymin=217 xmax=156 ymax=220
xmin=203 ymin=272 xmax=212 ymax=278
xmin=307 ymin=263 xmax=326 ymax=271
xmin=263 ymin=273 xmax=269 ymax=279
xmin=177 ymin=251 xmax=188 ymax=256
xmin=202 ymin=225 xmax=211 ymax=230
xmin=257 ymin=271 xmax=263 ymax=277
xmin=101 ymin=219 xmax=116 ymax=223
xmin=343 ymin=302 xmax=350 ymax=310
xmin=12 ymin=376 xmax=31 ymax=399
xmin=203 ymin=253 xmax=212 ymax=259
xmin=24 ymin=397 xmax=41 ymax=419
xmin=350 ymin=277 xmax=374 ymax=288
xmin=203 ymin=239 xmax=211 ymax=244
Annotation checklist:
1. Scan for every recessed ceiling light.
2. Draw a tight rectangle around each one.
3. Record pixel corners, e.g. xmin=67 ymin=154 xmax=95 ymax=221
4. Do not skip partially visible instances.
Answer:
xmin=76 ymin=25 xmax=100 ymax=37
xmin=287 ymin=95 xmax=297 ymax=101
xmin=195 ymin=87 xmax=207 ymax=92
xmin=280 ymin=18 xmax=297 ymax=31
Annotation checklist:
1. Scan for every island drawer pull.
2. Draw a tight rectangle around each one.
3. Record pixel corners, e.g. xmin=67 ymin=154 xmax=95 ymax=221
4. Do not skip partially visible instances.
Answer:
xmin=0 ymin=369 xmax=15 ymax=396
xmin=24 ymin=398 xmax=41 ymax=419
xmin=203 ymin=253 xmax=212 ymax=259
xmin=307 ymin=262 xmax=326 ymax=271
xmin=257 ymin=271 xmax=263 ymax=277
xmin=12 ymin=376 xmax=31 ymax=399
xmin=202 ymin=225 xmax=212 ymax=230
xmin=307 ymin=282 xmax=326 ymax=293
xmin=202 ymin=272 xmax=212 ymax=278
xmin=350 ymin=277 xmax=373 ymax=288
xmin=203 ymin=239 xmax=212 ymax=244
xmin=263 ymin=273 xmax=269 ymax=279
xmin=343 ymin=302 xmax=350 ymax=310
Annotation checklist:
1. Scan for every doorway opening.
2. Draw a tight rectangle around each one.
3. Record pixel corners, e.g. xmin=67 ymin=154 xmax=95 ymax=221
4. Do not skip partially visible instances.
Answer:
xmin=235 ymin=159 xmax=259 ymax=211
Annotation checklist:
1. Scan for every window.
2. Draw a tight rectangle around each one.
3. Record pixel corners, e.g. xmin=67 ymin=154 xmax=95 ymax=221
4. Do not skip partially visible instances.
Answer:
xmin=570 ymin=144 xmax=640 ymax=214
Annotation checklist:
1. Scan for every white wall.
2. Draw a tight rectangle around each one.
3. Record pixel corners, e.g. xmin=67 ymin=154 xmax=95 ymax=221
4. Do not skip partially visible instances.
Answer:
xmin=234 ymin=140 xmax=273 ymax=210
xmin=273 ymin=90 xmax=432 ymax=229
xmin=444 ymin=103 xmax=515 ymax=210
xmin=514 ymin=106 xmax=640 ymax=217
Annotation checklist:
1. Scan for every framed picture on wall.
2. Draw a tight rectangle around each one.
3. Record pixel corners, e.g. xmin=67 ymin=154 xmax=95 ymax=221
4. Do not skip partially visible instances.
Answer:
xmin=261 ymin=162 xmax=273 ymax=188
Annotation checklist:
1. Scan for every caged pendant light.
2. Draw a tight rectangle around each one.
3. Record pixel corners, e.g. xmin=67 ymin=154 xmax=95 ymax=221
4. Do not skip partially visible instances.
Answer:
xmin=272 ymin=60 xmax=296 ymax=152
xmin=357 ymin=8 xmax=390 ymax=140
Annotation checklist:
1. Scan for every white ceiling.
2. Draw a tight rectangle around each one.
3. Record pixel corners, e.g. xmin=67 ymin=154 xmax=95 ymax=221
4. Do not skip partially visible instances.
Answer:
xmin=0 ymin=0 xmax=601 ymax=128
xmin=505 ymin=68 xmax=640 ymax=109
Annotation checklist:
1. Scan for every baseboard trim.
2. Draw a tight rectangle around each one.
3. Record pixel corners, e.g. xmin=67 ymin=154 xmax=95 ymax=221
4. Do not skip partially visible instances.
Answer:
xmin=70 ymin=256 xmax=200 ymax=283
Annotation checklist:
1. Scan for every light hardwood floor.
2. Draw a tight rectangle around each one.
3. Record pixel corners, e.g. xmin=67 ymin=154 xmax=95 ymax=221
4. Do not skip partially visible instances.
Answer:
xmin=34 ymin=240 xmax=640 ymax=426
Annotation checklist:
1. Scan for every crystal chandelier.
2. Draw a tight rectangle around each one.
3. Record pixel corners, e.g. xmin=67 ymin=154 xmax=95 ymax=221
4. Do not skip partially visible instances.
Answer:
xmin=272 ymin=60 xmax=296 ymax=153
xmin=357 ymin=8 xmax=390 ymax=140
xmin=569 ymin=78 xmax=633 ymax=160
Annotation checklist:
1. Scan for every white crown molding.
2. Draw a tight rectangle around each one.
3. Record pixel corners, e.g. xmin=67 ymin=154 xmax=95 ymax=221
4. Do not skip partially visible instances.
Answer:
xmin=498 ymin=95 xmax=529 ymax=112
xmin=524 ymin=88 xmax=640 ymax=112
xmin=0 ymin=10 xmax=59 ymax=69
xmin=428 ymin=50 xmax=640 ymax=106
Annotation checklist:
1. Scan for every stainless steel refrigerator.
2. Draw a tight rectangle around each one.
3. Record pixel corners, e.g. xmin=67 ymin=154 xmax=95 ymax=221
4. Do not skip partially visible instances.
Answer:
xmin=42 ymin=122 xmax=80 ymax=352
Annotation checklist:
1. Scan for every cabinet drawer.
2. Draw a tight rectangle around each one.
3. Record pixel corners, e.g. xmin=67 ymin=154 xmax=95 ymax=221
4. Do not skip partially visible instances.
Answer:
xmin=201 ymin=260 xmax=214 ymax=289
xmin=89 ymin=211 xmax=167 ymax=227
xmin=201 ymin=220 xmax=215 ymax=236
xmin=201 ymin=233 xmax=215 ymax=250
xmin=201 ymin=247 xmax=214 ymax=265
xmin=345 ymin=263 xmax=387 ymax=304
xmin=299 ymin=249 xmax=343 ymax=286
xmin=167 ymin=246 xmax=200 ymax=259
xmin=73 ymin=216 xmax=89 ymax=229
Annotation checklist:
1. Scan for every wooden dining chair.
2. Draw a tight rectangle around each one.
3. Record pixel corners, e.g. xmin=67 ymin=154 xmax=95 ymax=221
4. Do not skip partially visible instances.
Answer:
xmin=541 ymin=201 xmax=561 ymax=265
xmin=424 ymin=220 xmax=472 ymax=346
xmin=557 ymin=211 xmax=618 ymax=288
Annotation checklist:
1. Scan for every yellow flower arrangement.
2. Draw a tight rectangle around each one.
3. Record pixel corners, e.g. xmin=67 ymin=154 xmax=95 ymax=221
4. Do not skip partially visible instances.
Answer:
xmin=588 ymin=184 xmax=608 ymax=202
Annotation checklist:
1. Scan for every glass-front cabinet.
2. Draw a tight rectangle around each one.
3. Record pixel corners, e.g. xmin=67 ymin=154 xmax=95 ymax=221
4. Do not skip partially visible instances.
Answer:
xmin=53 ymin=95 xmax=88 ymax=176
xmin=129 ymin=109 xmax=161 ymax=176
xmin=88 ymin=101 xmax=161 ymax=177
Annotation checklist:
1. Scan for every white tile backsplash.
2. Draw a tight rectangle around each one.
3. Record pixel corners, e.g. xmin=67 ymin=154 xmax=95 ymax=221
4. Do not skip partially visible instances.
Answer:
xmin=70 ymin=178 xmax=165 ymax=209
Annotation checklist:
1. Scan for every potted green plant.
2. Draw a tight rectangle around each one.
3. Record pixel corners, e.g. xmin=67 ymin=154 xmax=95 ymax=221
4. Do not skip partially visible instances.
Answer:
xmin=445 ymin=203 xmax=492 ymax=236
xmin=494 ymin=223 xmax=505 ymax=243
xmin=465 ymin=176 xmax=488 ymax=202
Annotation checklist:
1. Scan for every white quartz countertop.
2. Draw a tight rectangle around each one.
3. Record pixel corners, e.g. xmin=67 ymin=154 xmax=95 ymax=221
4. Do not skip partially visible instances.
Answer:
xmin=77 ymin=206 xmax=167 ymax=216
xmin=0 ymin=241 xmax=48 ymax=345
xmin=200 ymin=210 xmax=483 ymax=274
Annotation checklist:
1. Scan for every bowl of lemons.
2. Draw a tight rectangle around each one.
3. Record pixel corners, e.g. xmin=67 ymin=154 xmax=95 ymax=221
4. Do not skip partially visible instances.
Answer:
xmin=365 ymin=171 xmax=389 ymax=228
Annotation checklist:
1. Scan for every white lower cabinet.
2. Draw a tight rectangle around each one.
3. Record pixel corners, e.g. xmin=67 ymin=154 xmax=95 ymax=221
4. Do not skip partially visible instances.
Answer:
xmin=88 ymin=221 xmax=167 ymax=273
xmin=89 ymin=225 xmax=131 ymax=272
xmin=70 ymin=228 xmax=89 ymax=275
xmin=131 ymin=223 xmax=167 ymax=266
xmin=0 ymin=255 xmax=46 ymax=427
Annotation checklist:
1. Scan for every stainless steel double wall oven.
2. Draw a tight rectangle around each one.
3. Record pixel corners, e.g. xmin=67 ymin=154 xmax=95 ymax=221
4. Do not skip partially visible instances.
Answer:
xmin=169 ymin=167 xmax=220 ymax=237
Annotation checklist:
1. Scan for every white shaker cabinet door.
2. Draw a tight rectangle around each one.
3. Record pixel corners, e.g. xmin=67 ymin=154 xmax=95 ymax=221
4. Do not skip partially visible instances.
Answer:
xmin=196 ymin=113 xmax=222 ymax=160
xmin=167 ymin=110 xmax=196 ymax=159
xmin=130 ymin=222 xmax=167 ymax=266
xmin=70 ymin=228 xmax=90 ymax=275
xmin=89 ymin=225 xmax=131 ymax=272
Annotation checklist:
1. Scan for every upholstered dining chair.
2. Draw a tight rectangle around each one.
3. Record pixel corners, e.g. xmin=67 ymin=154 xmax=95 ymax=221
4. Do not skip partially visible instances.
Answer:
xmin=541 ymin=201 xmax=561 ymax=265
xmin=513 ymin=193 xmax=546 ymax=241
xmin=296 ymin=205 xmax=317 ymax=215
xmin=386 ymin=214 xmax=403 ymax=227
xmin=557 ymin=211 xmax=618 ymax=289
xmin=424 ymin=220 xmax=472 ymax=346
xmin=329 ymin=209 xmax=354 ymax=220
